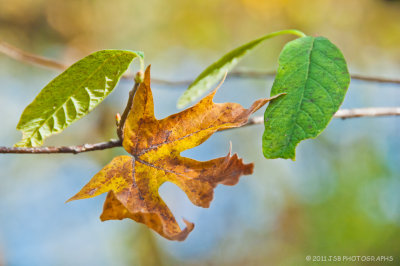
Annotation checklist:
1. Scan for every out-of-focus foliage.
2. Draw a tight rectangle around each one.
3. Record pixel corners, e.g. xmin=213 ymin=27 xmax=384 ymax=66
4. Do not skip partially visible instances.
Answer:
xmin=1 ymin=0 xmax=400 ymax=70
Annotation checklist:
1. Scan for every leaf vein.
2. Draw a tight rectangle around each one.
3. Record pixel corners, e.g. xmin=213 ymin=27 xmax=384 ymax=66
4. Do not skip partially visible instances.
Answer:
xmin=23 ymin=52 xmax=125 ymax=144
xmin=308 ymin=77 xmax=336 ymax=106
xmin=310 ymin=61 xmax=341 ymax=90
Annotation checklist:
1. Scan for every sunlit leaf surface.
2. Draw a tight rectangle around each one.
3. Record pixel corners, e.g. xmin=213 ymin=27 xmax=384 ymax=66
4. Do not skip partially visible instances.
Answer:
xmin=15 ymin=50 xmax=143 ymax=147
xmin=263 ymin=36 xmax=350 ymax=159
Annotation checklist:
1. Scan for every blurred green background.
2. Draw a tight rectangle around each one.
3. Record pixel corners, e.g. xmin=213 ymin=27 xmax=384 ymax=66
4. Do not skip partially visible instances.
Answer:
xmin=0 ymin=0 xmax=399 ymax=265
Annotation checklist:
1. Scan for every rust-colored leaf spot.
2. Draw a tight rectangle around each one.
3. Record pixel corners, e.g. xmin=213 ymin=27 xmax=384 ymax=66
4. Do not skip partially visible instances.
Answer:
xmin=67 ymin=66 xmax=278 ymax=241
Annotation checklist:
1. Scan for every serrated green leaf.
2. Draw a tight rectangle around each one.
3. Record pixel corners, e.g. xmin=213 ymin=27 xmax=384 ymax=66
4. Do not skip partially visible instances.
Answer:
xmin=262 ymin=36 xmax=350 ymax=160
xmin=15 ymin=50 xmax=143 ymax=147
xmin=177 ymin=29 xmax=306 ymax=108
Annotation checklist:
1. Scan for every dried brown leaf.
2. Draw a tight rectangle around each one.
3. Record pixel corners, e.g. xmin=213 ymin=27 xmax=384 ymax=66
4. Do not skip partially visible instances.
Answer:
xmin=68 ymin=66 xmax=278 ymax=241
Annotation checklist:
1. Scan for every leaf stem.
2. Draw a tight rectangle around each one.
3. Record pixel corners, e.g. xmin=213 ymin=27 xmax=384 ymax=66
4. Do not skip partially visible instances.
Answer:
xmin=249 ymin=29 xmax=306 ymax=46
xmin=139 ymin=57 xmax=145 ymax=73
xmin=267 ymin=29 xmax=307 ymax=39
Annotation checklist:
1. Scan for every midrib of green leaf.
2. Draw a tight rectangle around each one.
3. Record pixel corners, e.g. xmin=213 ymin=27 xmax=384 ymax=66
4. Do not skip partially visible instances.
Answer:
xmin=284 ymin=38 xmax=315 ymax=151
xmin=24 ymin=53 xmax=121 ymax=144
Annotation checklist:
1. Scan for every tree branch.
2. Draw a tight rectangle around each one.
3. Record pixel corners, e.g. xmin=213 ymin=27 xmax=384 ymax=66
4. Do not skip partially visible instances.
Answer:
xmin=0 ymin=40 xmax=67 ymax=71
xmin=331 ymin=107 xmax=400 ymax=119
xmin=0 ymin=139 xmax=121 ymax=154
xmin=1 ymin=107 xmax=399 ymax=154
xmin=1 ymin=40 xmax=400 ymax=85
xmin=245 ymin=107 xmax=400 ymax=127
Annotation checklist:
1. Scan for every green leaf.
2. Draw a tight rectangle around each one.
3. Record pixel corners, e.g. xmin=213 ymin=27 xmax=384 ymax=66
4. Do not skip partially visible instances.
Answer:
xmin=177 ymin=29 xmax=306 ymax=108
xmin=15 ymin=50 xmax=143 ymax=147
xmin=262 ymin=36 xmax=350 ymax=159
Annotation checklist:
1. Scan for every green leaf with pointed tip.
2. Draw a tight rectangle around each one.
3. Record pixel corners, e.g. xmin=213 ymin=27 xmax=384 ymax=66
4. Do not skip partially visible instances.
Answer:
xmin=262 ymin=36 xmax=350 ymax=159
xmin=15 ymin=50 xmax=143 ymax=147
xmin=177 ymin=29 xmax=306 ymax=108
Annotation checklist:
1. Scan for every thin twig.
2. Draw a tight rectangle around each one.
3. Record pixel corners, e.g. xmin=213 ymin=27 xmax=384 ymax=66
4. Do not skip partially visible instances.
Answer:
xmin=230 ymin=70 xmax=400 ymax=85
xmin=1 ymin=40 xmax=400 ymax=85
xmin=245 ymin=107 xmax=400 ymax=126
xmin=0 ymin=40 xmax=67 ymax=71
xmin=0 ymin=139 xmax=121 ymax=154
xmin=332 ymin=107 xmax=400 ymax=119
xmin=117 ymin=79 xmax=141 ymax=140
xmin=349 ymin=74 xmax=400 ymax=84
xmin=1 ymin=107 xmax=399 ymax=154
